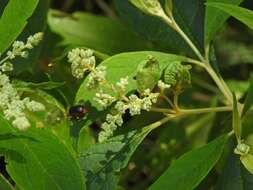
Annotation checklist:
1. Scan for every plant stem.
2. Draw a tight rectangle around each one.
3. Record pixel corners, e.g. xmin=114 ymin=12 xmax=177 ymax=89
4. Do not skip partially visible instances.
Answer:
xmin=149 ymin=116 xmax=174 ymax=130
xmin=173 ymin=92 xmax=179 ymax=111
xmin=160 ymin=94 xmax=175 ymax=109
xmin=179 ymin=106 xmax=232 ymax=115
xmin=151 ymin=106 xmax=231 ymax=115
xmin=0 ymin=55 xmax=10 ymax=65
xmin=162 ymin=14 xmax=233 ymax=103
xmin=187 ymin=58 xmax=232 ymax=103
xmin=151 ymin=107 xmax=175 ymax=114
xmin=163 ymin=16 xmax=205 ymax=62
xmin=204 ymin=65 xmax=233 ymax=102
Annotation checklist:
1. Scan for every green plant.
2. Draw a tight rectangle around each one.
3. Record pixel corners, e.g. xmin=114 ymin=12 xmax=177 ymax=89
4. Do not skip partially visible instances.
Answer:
xmin=0 ymin=0 xmax=253 ymax=189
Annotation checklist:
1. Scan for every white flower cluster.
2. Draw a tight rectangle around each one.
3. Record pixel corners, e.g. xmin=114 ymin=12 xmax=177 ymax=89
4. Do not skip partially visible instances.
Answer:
xmin=98 ymin=83 xmax=159 ymax=142
xmin=86 ymin=66 xmax=106 ymax=89
xmin=67 ymin=48 xmax=107 ymax=89
xmin=6 ymin=32 xmax=43 ymax=60
xmin=157 ymin=80 xmax=171 ymax=91
xmin=0 ymin=72 xmax=45 ymax=130
xmin=0 ymin=32 xmax=45 ymax=130
xmin=68 ymin=48 xmax=96 ymax=79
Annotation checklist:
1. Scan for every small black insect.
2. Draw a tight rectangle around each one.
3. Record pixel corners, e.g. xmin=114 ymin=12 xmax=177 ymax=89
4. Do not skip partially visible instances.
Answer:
xmin=69 ymin=105 xmax=88 ymax=120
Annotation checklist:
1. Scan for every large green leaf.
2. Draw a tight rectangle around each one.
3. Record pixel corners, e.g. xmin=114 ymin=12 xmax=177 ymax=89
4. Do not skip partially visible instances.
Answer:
xmin=0 ymin=115 xmax=85 ymax=190
xmin=207 ymin=3 xmax=253 ymax=31
xmin=0 ymin=0 xmax=39 ymax=53
xmin=48 ymin=10 xmax=151 ymax=55
xmin=205 ymin=0 xmax=243 ymax=46
xmin=13 ymin=0 xmax=50 ymax=73
xmin=149 ymin=135 xmax=229 ymax=190
xmin=0 ymin=173 xmax=14 ymax=190
xmin=113 ymin=0 xmax=204 ymax=57
xmin=243 ymin=76 xmax=253 ymax=117
xmin=78 ymin=118 xmax=167 ymax=190
xmin=216 ymin=142 xmax=253 ymax=190
xmin=75 ymin=51 xmax=186 ymax=110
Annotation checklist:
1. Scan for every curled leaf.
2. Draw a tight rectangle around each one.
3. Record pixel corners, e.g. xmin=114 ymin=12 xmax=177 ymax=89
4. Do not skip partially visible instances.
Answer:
xmin=163 ymin=61 xmax=191 ymax=93
xmin=240 ymin=154 xmax=253 ymax=174
xmin=136 ymin=55 xmax=161 ymax=93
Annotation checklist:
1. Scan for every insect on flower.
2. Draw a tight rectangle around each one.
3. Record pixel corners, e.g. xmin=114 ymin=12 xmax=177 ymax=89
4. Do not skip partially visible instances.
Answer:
xmin=68 ymin=105 xmax=88 ymax=120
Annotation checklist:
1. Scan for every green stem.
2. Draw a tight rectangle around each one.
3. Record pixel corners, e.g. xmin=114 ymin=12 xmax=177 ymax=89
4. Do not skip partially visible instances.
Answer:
xmin=186 ymin=58 xmax=232 ymax=103
xmin=163 ymin=16 xmax=205 ymax=62
xmin=204 ymin=65 xmax=232 ymax=102
xmin=162 ymin=14 xmax=233 ymax=103
xmin=160 ymin=94 xmax=175 ymax=109
xmin=179 ymin=106 xmax=232 ymax=115
xmin=173 ymin=92 xmax=179 ymax=111
xmin=151 ymin=106 xmax=232 ymax=115
xmin=149 ymin=116 xmax=174 ymax=130
xmin=150 ymin=107 xmax=175 ymax=114
xmin=0 ymin=55 xmax=10 ymax=65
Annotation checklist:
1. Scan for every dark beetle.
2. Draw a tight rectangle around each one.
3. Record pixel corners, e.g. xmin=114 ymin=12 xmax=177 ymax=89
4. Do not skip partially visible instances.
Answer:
xmin=69 ymin=105 xmax=88 ymax=120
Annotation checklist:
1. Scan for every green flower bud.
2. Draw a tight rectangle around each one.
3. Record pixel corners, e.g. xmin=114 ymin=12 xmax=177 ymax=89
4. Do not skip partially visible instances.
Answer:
xmin=234 ymin=143 xmax=250 ymax=156
xmin=136 ymin=55 xmax=161 ymax=93
xmin=163 ymin=61 xmax=192 ymax=93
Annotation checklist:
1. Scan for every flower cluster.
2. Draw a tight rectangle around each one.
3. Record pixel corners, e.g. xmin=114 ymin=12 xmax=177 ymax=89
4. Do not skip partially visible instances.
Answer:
xmin=68 ymin=49 xmax=162 ymax=142
xmin=68 ymin=48 xmax=107 ymax=89
xmin=0 ymin=32 xmax=45 ymax=130
xmin=6 ymin=32 xmax=43 ymax=60
xmin=98 ymin=86 xmax=159 ymax=142
xmin=0 ymin=72 xmax=45 ymax=130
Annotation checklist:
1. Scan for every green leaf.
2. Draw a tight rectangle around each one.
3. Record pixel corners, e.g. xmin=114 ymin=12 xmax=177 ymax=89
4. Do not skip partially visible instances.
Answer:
xmin=165 ymin=0 xmax=173 ymax=14
xmin=12 ymin=0 xmax=50 ymax=73
xmin=208 ymin=3 xmax=253 ymax=31
xmin=0 ymin=0 xmax=39 ymax=53
xmin=75 ymin=51 xmax=186 ymax=110
xmin=78 ymin=119 xmax=163 ymax=190
xmin=242 ymin=76 xmax=253 ymax=117
xmin=149 ymin=135 xmax=229 ymax=190
xmin=0 ymin=173 xmax=14 ymax=190
xmin=241 ymin=154 xmax=253 ymax=175
xmin=114 ymin=0 xmax=204 ymax=56
xmin=205 ymin=0 xmax=243 ymax=46
xmin=0 ymin=115 xmax=85 ymax=190
xmin=48 ymin=10 xmax=151 ymax=55
xmin=136 ymin=55 xmax=161 ymax=92
xmin=129 ymin=0 xmax=163 ymax=16
xmin=232 ymin=93 xmax=242 ymax=142
xmin=217 ymin=142 xmax=253 ymax=190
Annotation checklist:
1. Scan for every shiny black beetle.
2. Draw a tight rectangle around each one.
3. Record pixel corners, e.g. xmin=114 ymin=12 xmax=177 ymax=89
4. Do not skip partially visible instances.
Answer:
xmin=68 ymin=105 xmax=88 ymax=120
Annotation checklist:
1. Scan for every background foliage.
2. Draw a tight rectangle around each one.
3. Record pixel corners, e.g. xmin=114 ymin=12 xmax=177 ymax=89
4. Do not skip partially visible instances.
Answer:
xmin=0 ymin=0 xmax=253 ymax=189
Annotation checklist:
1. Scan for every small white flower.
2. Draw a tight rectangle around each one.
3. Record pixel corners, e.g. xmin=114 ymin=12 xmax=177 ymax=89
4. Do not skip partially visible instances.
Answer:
xmin=68 ymin=48 xmax=96 ymax=79
xmin=26 ymin=32 xmax=43 ymax=48
xmin=12 ymin=116 xmax=31 ymax=130
xmin=94 ymin=90 xmax=115 ymax=107
xmin=25 ymin=100 xmax=45 ymax=112
xmin=128 ymin=94 xmax=142 ymax=116
xmin=158 ymin=80 xmax=171 ymax=91
xmin=115 ymin=101 xmax=127 ymax=114
xmin=6 ymin=32 xmax=43 ymax=60
xmin=0 ymin=62 xmax=13 ymax=72
xmin=116 ymin=77 xmax=129 ymax=91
